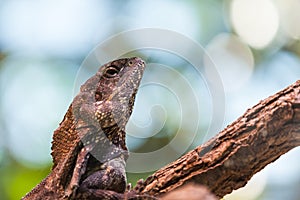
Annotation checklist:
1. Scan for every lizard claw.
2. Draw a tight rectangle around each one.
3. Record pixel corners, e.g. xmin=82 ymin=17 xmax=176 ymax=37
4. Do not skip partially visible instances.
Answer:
xmin=64 ymin=184 xmax=78 ymax=199
xmin=126 ymin=183 xmax=132 ymax=191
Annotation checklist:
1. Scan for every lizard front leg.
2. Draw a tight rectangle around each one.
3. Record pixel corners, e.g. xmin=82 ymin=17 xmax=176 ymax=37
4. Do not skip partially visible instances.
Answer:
xmin=64 ymin=144 xmax=127 ymax=199
xmin=64 ymin=145 xmax=92 ymax=199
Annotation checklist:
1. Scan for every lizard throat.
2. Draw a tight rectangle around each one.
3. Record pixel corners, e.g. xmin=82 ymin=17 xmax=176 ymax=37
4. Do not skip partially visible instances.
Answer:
xmin=103 ymin=125 xmax=127 ymax=151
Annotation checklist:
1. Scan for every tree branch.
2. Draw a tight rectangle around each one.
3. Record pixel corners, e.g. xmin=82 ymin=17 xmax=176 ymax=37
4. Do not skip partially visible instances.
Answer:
xmin=134 ymin=80 xmax=300 ymax=198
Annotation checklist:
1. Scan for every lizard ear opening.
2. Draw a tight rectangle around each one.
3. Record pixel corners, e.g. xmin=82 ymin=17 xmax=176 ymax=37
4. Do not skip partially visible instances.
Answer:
xmin=95 ymin=92 xmax=102 ymax=101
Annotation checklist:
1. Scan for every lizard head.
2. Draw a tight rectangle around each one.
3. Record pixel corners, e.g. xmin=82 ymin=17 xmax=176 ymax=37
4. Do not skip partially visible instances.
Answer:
xmin=70 ymin=57 xmax=145 ymax=151
xmin=95 ymin=57 xmax=146 ymax=129
xmin=96 ymin=57 xmax=145 ymax=103
xmin=91 ymin=57 xmax=146 ymax=151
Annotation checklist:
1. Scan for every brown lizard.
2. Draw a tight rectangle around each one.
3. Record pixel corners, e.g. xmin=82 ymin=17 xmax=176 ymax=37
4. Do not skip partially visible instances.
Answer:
xmin=22 ymin=57 xmax=156 ymax=199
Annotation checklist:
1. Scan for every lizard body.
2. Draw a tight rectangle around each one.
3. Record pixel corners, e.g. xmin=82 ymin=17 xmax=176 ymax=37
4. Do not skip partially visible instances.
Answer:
xmin=22 ymin=57 xmax=149 ymax=200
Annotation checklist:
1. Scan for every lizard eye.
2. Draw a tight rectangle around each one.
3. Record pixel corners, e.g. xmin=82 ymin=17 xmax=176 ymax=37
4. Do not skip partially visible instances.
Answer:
xmin=104 ymin=65 xmax=119 ymax=78
xmin=128 ymin=60 xmax=134 ymax=66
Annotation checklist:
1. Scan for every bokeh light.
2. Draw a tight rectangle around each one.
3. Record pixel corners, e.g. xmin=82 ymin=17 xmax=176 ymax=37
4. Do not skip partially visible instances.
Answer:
xmin=277 ymin=0 xmax=300 ymax=40
xmin=205 ymin=33 xmax=254 ymax=92
xmin=230 ymin=0 xmax=279 ymax=49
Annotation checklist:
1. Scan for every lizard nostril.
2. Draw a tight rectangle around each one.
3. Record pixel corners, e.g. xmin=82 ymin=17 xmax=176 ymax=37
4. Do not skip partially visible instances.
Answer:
xmin=134 ymin=57 xmax=145 ymax=66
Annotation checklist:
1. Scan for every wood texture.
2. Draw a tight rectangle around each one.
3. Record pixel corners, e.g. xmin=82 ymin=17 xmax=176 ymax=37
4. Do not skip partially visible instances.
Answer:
xmin=159 ymin=184 xmax=217 ymax=200
xmin=134 ymin=80 xmax=300 ymax=198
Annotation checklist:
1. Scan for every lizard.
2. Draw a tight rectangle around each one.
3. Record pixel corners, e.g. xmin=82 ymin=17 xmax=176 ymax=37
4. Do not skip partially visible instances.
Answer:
xmin=22 ymin=57 xmax=156 ymax=200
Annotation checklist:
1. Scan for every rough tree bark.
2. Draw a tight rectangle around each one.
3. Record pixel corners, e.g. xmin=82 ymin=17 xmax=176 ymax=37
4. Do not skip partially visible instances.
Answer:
xmin=133 ymin=80 xmax=300 ymax=198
